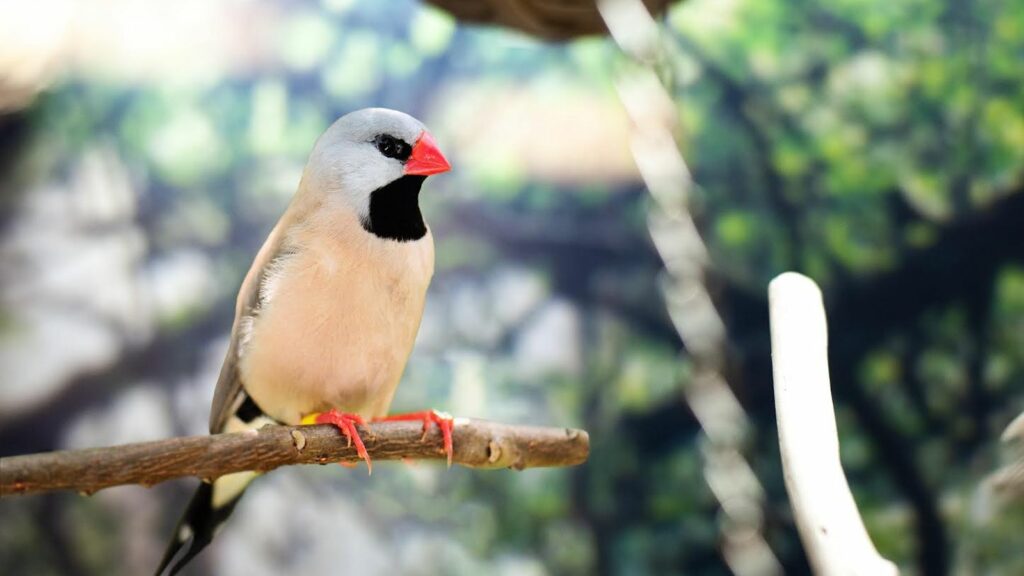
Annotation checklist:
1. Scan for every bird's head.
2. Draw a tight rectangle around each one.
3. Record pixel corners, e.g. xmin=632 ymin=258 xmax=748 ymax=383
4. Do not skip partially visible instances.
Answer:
xmin=302 ymin=108 xmax=451 ymax=242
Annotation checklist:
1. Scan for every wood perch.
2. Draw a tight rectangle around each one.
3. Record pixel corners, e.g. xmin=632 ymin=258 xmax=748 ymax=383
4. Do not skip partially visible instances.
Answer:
xmin=768 ymin=272 xmax=898 ymax=576
xmin=0 ymin=419 xmax=590 ymax=497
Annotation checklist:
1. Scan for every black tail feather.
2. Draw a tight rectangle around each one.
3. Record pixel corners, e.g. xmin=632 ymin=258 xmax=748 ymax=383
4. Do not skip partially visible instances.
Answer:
xmin=155 ymin=482 xmax=244 ymax=576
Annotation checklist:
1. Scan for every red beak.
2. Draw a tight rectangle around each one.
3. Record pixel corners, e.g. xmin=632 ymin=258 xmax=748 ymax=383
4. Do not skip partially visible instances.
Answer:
xmin=404 ymin=131 xmax=451 ymax=176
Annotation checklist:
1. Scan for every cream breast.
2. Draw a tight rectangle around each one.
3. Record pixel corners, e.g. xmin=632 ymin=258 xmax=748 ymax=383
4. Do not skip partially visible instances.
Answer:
xmin=239 ymin=208 xmax=434 ymax=424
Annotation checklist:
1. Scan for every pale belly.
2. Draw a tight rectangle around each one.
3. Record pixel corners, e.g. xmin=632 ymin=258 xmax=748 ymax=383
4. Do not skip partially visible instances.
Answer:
xmin=238 ymin=243 xmax=430 ymax=424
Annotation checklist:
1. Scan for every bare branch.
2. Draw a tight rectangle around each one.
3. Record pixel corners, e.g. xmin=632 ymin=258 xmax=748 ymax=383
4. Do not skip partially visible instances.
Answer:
xmin=1 ymin=419 xmax=590 ymax=497
xmin=769 ymin=272 xmax=898 ymax=576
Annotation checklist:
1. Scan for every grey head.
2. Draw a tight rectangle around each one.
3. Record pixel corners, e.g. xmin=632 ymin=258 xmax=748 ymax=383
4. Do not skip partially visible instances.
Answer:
xmin=301 ymin=108 xmax=450 ymax=242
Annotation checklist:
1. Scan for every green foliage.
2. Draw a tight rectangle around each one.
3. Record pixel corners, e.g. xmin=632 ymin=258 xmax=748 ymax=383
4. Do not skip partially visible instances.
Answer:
xmin=409 ymin=6 xmax=456 ymax=57
xmin=672 ymin=0 xmax=1024 ymax=285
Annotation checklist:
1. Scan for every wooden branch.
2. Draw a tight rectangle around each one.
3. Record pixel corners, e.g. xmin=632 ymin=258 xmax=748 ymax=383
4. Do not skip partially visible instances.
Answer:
xmin=0 ymin=419 xmax=590 ymax=497
xmin=768 ymin=272 xmax=898 ymax=576
xmin=990 ymin=411 xmax=1024 ymax=502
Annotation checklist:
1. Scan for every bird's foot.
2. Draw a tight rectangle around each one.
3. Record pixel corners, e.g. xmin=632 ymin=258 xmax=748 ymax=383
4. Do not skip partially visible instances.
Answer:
xmin=374 ymin=410 xmax=454 ymax=467
xmin=302 ymin=409 xmax=372 ymax=474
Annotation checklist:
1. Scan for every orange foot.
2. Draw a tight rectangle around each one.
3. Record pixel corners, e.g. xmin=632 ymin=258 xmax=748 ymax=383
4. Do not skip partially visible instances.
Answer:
xmin=302 ymin=409 xmax=372 ymax=474
xmin=374 ymin=410 xmax=454 ymax=467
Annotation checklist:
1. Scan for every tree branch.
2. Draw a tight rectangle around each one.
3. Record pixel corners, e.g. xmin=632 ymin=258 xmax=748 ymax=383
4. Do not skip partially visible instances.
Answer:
xmin=769 ymin=272 xmax=898 ymax=576
xmin=0 ymin=419 xmax=590 ymax=497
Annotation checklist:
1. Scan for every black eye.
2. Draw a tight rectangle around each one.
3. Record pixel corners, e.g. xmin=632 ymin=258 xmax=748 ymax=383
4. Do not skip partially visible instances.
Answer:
xmin=374 ymin=134 xmax=412 ymax=161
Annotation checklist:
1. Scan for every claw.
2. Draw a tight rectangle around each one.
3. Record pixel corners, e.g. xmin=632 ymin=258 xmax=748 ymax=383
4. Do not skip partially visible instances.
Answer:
xmin=304 ymin=409 xmax=372 ymax=474
xmin=375 ymin=410 xmax=455 ymax=467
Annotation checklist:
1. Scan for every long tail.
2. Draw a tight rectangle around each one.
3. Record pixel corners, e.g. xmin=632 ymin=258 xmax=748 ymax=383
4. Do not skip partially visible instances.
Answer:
xmin=154 ymin=477 xmax=249 ymax=576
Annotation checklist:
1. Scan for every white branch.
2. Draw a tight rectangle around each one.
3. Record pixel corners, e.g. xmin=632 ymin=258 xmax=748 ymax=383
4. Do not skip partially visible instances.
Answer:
xmin=768 ymin=272 xmax=898 ymax=576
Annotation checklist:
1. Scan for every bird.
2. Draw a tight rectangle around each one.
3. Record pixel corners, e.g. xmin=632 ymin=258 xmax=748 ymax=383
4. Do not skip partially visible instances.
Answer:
xmin=155 ymin=108 xmax=452 ymax=575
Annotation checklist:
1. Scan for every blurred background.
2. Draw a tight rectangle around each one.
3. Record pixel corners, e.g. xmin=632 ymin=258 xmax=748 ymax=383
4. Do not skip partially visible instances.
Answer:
xmin=1 ymin=0 xmax=1022 ymax=574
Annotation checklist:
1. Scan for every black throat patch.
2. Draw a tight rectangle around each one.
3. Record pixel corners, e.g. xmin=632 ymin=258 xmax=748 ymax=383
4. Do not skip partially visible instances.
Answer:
xmin=362 ymin=175 xmax=428 ymax=242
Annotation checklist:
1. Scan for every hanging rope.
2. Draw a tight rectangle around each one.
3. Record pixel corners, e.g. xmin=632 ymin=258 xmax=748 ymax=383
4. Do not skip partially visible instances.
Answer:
xmin=597 ymin=1 xmax=782 ymax=574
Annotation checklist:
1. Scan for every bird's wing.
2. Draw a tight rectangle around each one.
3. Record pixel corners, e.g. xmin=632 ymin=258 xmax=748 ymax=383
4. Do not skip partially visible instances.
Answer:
xmin=208 ymin=217 xmax=289 ymax=433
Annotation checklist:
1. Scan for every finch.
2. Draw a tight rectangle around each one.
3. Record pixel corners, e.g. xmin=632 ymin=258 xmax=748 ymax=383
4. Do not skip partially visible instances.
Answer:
xmin=156 ymin=108 xmax=452 ymax=575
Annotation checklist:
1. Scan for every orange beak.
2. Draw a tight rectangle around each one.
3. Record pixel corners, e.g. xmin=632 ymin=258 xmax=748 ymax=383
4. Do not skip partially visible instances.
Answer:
xmin=404 ymin=131 xmax=451 ymax=176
